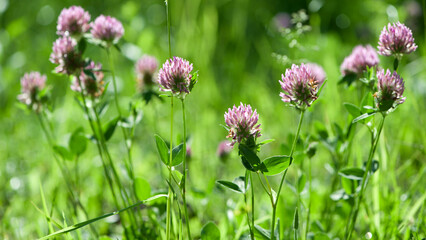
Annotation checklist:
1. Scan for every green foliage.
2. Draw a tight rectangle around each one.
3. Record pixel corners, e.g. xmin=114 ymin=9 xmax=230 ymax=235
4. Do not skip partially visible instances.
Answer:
xmin=134 ymin=177 xmax=151 ymax=201
xmin=262 ymin=156 xmax=291 ymax=176
xmin=69 ymin=127 xmax=87 ymax=156
xmin=200 ymin=221 xmax=220 ymax=240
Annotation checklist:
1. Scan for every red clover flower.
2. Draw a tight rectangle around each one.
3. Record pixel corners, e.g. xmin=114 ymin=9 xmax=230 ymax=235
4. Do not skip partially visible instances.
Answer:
xmin=71 ymin=61 xmax=105 ymax=98
xmin=224 ymin=103 xmax=261 ymax=147
xmin=279 ymin=63 xmax=321 ymax=109
xmin=378 ymin=22 xmax=417 ymax=57
xmin=18 ymin=72 xmax=47 ymax=111
xmin=49 ymin=36 xmax=83 ymax=75
xmin=135 ymin=55 xmax=159 ymax=92
xmin=340 ymin=45 xmax=379 ymax=76
xmin=158 ymin=56 xmax=196 ymax=98
xmin=305 ymin=63 xmax=326 ymax=85
xmin=374 ymin=69 xmax=405 ymax=111
xmin=91 ymin=15 xmax=124 ymax=46
xmin=57 ymin=6 xmax=91 ymax=38
xmin=217 ymin=140 xmax=232 ymax=159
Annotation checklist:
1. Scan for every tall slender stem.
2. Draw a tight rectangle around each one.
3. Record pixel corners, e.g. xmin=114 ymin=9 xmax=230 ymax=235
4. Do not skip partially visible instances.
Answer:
xmin=305 ymin=156 xmax=312 ymax=240
xmin=181 ymin=99 xmax=192 ymax=238
xmin=271 ymin=110 xmax=305 ymax=240
xmin=244 ymin=171 xmax=254 ymax=240
xmin=166 ymin=0 xmax=172 ymax=58
xmin=106 ymin=49 xmax=134 ymax=181
xmin=166 ymin=97 xmax=174 ymax=240
xmin=346 ymin=115 xmax=386 ymax=240
xmin=250 ymin=172 xmax=255 ymax=240
xmin=91 ymin=98 xmax=140 ymax=232
xmin=75 ymin=75 xmax=135 ymax=238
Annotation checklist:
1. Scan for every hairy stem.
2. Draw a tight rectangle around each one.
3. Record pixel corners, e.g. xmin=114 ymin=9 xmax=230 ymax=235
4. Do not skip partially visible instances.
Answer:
xmin=346 ymin=115 xmax=386 ymax=239
xmin=271 ymin=110 xmax=305 ymax=239
xmin=166 ymin=97 xmax=174 ymax=240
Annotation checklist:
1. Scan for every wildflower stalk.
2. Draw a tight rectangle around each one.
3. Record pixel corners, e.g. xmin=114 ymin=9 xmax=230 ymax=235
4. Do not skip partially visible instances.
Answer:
xmin=75 ymin=75 xmax=136 ymax=239
xmin=166 ymin=97 xmax=174 ymax=240
xmin=305 ymin=153 xmax=312 ymax=240
xmin=346 ymin=115 xmax=386 ymax=240
xmin=165 ymin=0 xmax=174 ymax=238
xmin=244 ymin=171 xmax=254 ymax=240
xmin=250 ymin=172 xmax=255 ymax=240
xmin=271 ymin=109 xmax=305 ymax=240
xmin=90 ymin=96 xmax=140 ymax=227
xmin=106 ymin=48 xmax=135 ymax=182
xmin=181 ymin=99 xmax=192 ymax=238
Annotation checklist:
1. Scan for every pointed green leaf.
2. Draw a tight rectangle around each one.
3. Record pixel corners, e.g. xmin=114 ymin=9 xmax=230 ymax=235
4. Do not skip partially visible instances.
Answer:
xmin=134 ymin=177 xmax=151 ymax=201
xmin=201 ymin=221 xmax=220 ymax=240
xmin=343 ymin=102 xmax=361 ymax=118
xmin=254 ymin=225 xmax=271 ymax=240
xmin=239 ymin=144 xmax=263 ymax=171
xmin=171 ymin=143 xmax=184 ymax=166
xmin=69 ymin=127 xmax=87 ymax=156
xmin=352 ymin=112 xmax=377 ymax=123
xmin=262 ymin=155 xmax=291 ymax=176
xmin=103 ymin=116 xmax=120 ymax=141
xmin=298 ymin=173 xmax=306 ymax=193
xmin=258 ymin=139 xmax=275 ymax=146
xmin=341 ymin=177 xmax=356 ymax=195
xmin=155 ymin=135 xmax=169 ymax=165
xmin=216 ymin=180 xmax=243 ymax=194
xmin=172 ymin=170 xmax=183 ymax=185
xmin=233 ymin=176 xmax=247 ymax=194
xmin=339 ymin=167 xmax=365 ymax=180
xmin=53 ymin=145 xmax=73 ymax=161
xmin=293 ymin=207 xmax=299 ymax=230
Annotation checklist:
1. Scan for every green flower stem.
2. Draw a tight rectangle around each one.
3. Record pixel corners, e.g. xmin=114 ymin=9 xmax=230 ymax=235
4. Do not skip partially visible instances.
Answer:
xmin=250 ymin=172 xmax=255 ymax=240
xmin=244 ymin=171 xmax=254 ymax=240
xmin=305 ymin=155 xmax=312 ymax=240
xmin=270 ymin=110 xmax=305 ymax=240
xmin=346 ymin=115 xmax=386 ymax=240
xmin=166 ymin=0 xmax=172 ymax=58
xmin=91 ymin=97 xmax=140 ymax=230
xmin=166 ymin=97 xmax=174 ymax=240
xmin=106 ymin=48 xmax=135 ymax=182
xmin=75 ymin=76 xmax=135 ymax=238
xmin=37 ymin=111 xmax=98 ymax=238
xmin=181 ymin=99 xmax=192 ymax=239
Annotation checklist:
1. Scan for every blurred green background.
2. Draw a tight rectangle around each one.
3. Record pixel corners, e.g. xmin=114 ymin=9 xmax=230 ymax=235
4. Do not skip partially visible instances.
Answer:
xmin=1 ymin=0 xmax=425 ymax=239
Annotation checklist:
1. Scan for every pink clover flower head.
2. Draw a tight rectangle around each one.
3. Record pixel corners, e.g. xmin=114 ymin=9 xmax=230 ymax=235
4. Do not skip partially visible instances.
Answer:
xmin=378 ymin=22 xmax=417 ymax=57
xmin=224 ymin=103 xmax=262 ymax=147
xmin=305 ymin=63 xmax=326 ymax=85
xmin=158 ymin=56 xmax=196 ymax=98
xmin=217 ymin=140 xmax=233 ymax=158
xmin=57 ymin=6 xmax=91 ymax=38
xmin=279 ymin=63 xmax=320 ymax=109
xmin=71 ymin=61 xmax=105 ymax=98
xmin=340 ymin=45 xmax=379 ymax=76
xmin=135 ymin=55 xmax=159 ymax=91
xmin=374 ymin=69 xmax=405 ymax=111
xmin=91 ymin=15 xmax=124 ymax=45
xmin=49 ymin=36 xmax=82 ymax=75
xmin=18 ymin=72 xmax=47 ymax=111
